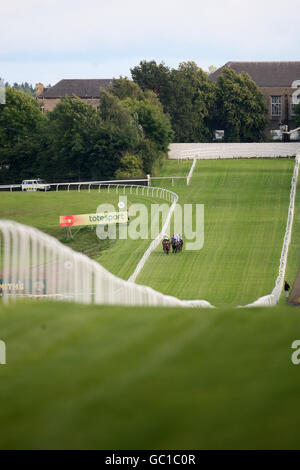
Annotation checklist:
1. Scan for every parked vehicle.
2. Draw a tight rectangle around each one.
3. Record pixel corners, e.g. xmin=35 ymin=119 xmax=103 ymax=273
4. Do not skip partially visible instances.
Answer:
xmin=21 ymin=179 xmax=51 ymax=191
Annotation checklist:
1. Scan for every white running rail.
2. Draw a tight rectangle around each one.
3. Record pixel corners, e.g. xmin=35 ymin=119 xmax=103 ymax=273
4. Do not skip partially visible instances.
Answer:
xmin=0 ymin=220 xmax=213 ymax=308
xmin=128 ymin=193 xmax=178 ymax=283
xmin=242 ymin=154 xmax=300 ymax=307
xmin=0 ymin=176 xmax=187 ymax=192
xmin=186 ymin=159 xmax=197 ymax=185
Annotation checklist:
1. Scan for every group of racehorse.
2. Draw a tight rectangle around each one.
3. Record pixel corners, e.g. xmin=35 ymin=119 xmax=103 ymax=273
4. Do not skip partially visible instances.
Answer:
xmin=162 ymin=234 xmax=183 ymax=254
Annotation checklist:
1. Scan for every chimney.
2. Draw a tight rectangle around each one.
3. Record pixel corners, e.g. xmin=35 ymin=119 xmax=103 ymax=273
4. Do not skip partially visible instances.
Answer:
xmin=35 ymin=83 xmax=44 ymax=97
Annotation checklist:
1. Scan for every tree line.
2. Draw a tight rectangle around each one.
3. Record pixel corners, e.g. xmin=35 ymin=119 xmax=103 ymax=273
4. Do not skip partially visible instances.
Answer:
xmin=131 ymin=60 xmax=268 ymax=143
xmin=0 ymin=82 xmax=173 ymax=183
xmin=0 ymin=78 xmax=36 ymax=96
xmin=0 ymin=62 xmax=270 ymax=184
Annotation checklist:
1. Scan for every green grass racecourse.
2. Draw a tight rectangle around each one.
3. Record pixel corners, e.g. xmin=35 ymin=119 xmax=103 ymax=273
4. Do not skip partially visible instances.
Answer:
xmin=1 ymin=159 xmax=300 ymax=449
xmin=138 ymin=159 xmax=296 ymax=306
xmin=0 ymin=158 xmax=298 ymax=305
xmin=0 ymin=189 xmax=165 ymax=280
xmin=0 ymin=300 xmax=300 ymax=449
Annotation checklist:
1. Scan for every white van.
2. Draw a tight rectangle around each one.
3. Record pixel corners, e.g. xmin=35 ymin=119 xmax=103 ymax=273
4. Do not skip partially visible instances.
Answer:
xmin=21 ymin=179 xmax=51 ymax=192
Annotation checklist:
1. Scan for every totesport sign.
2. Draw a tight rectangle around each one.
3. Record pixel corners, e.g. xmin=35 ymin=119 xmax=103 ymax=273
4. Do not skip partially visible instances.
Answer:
xmin=60 ymin=211 xmax=128 ymax=227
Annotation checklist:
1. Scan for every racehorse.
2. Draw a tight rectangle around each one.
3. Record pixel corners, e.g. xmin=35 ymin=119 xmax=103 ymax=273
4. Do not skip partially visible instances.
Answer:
xmin=178 ymin=237 xmax=183 ymax=252
xmin=162 ymin=238 xmax=171 ymax=254
xmin=171 ymin=237 xmax=183 ymax=253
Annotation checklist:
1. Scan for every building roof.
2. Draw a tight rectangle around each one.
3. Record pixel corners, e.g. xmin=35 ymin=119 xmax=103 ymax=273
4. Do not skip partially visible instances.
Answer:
xmin=41 ymin=79 xmax=113 ymax=98
xmin=209 ymin=62 xmax=300 ymax=87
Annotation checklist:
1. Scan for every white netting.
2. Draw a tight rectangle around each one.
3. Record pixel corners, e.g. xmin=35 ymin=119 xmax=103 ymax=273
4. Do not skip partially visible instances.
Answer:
xmin=1 ymin=152 xmax=298 ymax=309
xmin=128 ymin=193 xmax=178 ymax=283
xmin=0 ymin=220 xmax=213 ymax=308
xmin=168 ymin=143 xmax=300 ymax=160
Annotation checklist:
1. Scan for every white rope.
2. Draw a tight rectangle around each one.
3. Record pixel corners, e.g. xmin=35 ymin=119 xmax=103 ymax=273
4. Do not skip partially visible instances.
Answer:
xmin=186 ymin=158 xmax=197 ymax=185
xmin=128 ymin=193 xmax=178 ymax=283
xmin=241 ymin=154 xmax=300 ymax=307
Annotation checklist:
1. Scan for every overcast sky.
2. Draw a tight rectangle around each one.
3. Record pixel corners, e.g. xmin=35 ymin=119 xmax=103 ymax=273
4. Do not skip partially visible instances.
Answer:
xmin=1 ymin=0 xmax=299 ymax=86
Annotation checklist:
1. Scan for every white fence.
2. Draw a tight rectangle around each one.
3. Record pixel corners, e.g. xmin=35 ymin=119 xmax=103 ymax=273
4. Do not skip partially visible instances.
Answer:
xmin=186 ymin=159 xmax=197 ymax=185
xmin=168 ymin=143 xmax=300 ymax=160
xmin=0 ymin=220 xmax=213 ymax=308
xmin=128 ymin=191 xmax=178 ymax=283
xmin=1 ymin=148 xmax=299 ymax=309
xmin=0 ymin=176 xmax=187 ymax=192
xmin=0 ymin=178 xmax=148 ymax=192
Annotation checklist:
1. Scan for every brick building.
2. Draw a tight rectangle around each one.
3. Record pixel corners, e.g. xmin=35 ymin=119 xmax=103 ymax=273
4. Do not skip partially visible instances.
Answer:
xmin=36 ymin=79 xmax=113 ymax=112
xmin=210 ymin=62 xmax=300 ymax=140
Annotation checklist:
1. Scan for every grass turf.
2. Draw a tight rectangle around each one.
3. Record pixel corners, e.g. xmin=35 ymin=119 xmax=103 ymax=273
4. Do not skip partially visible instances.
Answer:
xmin=282 ymin=174 xmax=300 ymax=303
xmin=0 ymin=189 xmax=165 ymax=280
xmin=0 ymin=299 xmax=300 ymax=449
xmin=137 ymin=158 xmax=295 ymax=306
xmin=0 ymin=158 xmax=298 ymax=307
xmin=1 ymin=159 xmax=300 ymax=449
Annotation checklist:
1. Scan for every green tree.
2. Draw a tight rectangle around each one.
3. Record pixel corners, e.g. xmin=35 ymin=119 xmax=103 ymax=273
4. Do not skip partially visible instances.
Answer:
xmin=0 ymin=85 xmax=174 ymax=184
xmin=127 ymin=98 xmax=173 ymax=173
xmin=131 ymin=60 xmax=216 ymax=142
xmin=115 ymin=154 xmax=144 ymax=179
xmin=131 ymin=60 xmax=171 ymax=97
xmin=124 ymin=98 xmax=173 ymax=153
xmin=215 ymin=68 xmax=267 ymax=142
xmin=0 ymin=87 xmax=45 ymax=182
xmin=45 ymin=95 xmax=101 ymax=180
xmin=111 ymin=77 xmax=144 ymax=101
xmin=0 ymin=87 xmax=43 ymax=145
xmin=207 ymin=65 xmax=218 ymax=75
xmin=167 ymin=62 xmax=216 ymax=142
xmin=94 ymin=90 xmax=142 ymax=177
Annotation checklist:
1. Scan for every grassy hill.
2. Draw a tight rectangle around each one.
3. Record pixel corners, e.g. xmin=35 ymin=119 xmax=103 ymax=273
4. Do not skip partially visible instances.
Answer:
xmin=138 ymin=159 xmax=296 ymax=306
xmin=1 ymin=159 xmax=300 ymax=449
xmin=0 ymin=300 xmax=299 ymax=449
xmin=1 ymin=158 xmax=299 ymax=306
